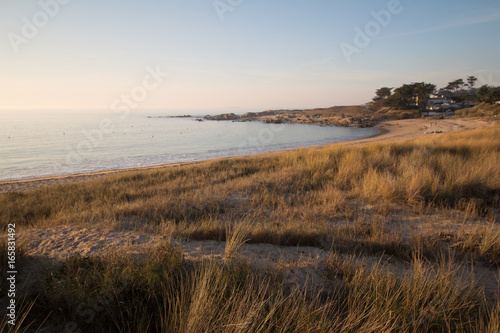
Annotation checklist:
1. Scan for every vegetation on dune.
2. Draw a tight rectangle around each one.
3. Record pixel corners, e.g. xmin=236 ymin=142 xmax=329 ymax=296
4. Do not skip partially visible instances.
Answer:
xmin=456 ymin=103 xmax=500 ymax=118
xmin=1 ymin=126 xmax=500 ymax=331
xmin=4 ymin=242 xmax=499 ymax=332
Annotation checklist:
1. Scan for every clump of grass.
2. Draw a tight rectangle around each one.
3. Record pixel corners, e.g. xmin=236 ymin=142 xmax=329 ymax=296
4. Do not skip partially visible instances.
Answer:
xmin=0 ymin=298 xmax=38 ymax=333
xmin=455 ymin=103 xmax=500 ymax=118
xmin=7 ymin=245 xmax=500 ymax=332
xmin=224 ymin=219 xmax=252 ymax=260
xmin=28 ymin=241 xmax=184 ymax=332
xmin=456 ymin=222 xmax=500 ymax=263
xmin=482 ymin=300 xmax=500 ymax=333
xmin=325 ymin=253 xmax=492 ymax=332
xmin=19 ymin=247 xmax=335 ymax=332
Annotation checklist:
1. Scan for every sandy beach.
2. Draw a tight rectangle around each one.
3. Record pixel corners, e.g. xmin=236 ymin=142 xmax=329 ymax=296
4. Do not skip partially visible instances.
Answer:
xmin=0 ymin=117 xmax=492 ymax=194
xmin=340 ymin=117 xmax=492 ymax=145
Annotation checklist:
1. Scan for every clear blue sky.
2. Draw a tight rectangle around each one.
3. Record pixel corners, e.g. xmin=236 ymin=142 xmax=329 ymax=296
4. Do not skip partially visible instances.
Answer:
xmin=1 ymin=0 xmax=499 ymax=111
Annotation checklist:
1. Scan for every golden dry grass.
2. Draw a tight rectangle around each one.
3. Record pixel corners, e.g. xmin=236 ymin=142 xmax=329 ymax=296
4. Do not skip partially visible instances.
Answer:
xmin=2 ymin=126 xmax=498 ymax=257
xmin=6 ymin=244 xmax=497 ymax=332
xmin=1 ymin=125 xmax=499 ymax=331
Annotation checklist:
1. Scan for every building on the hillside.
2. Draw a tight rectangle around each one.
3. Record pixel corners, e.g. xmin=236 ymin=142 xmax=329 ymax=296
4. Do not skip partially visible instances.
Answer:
xmin=428 ymin=97 xmax=453 ymax=105
xmin=426 ymin=97 xmax=455 ymax=111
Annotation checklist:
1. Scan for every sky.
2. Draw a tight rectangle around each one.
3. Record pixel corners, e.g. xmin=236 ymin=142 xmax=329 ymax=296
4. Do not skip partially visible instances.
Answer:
xmin=1 ymin=0 xmax=500 ymax=112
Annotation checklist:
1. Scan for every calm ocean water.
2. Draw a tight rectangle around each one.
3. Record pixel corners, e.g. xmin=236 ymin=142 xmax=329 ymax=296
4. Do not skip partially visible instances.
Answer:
xmin=0 ymin=110 xmax=378 ymax=181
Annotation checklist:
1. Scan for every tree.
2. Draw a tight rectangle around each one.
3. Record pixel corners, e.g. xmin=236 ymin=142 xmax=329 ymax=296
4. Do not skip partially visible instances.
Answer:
xmin=373 ymin=87 xmax=392 ymax=102
xmin=436 ymin=87 xmax=453 ymax=98
xmin=476 ymin=85 xmax=500 ymax=104
xmin=384 ymin=84 xmax=417 ymax=110
xmin=467 ymin=76 xmax=478 ymax=92
xmin=438 ymin=77 xmax=477 ymax=106
xmin=464 ymin=76 xmax=479 ymax=103
xmin=476 ymin=85 xmax=492 ymax=103
xmin=445 ymin=79 xmax=465 ymax=97
xmin=494 ymin=88 xmax=500 ymax=102
xmin=413 ymin=82 xmax=436 ymax=111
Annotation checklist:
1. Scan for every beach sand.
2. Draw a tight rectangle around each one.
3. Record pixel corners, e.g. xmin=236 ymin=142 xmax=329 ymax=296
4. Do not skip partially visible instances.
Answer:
xmin=0 ymin=117 xmax=492 ymax=194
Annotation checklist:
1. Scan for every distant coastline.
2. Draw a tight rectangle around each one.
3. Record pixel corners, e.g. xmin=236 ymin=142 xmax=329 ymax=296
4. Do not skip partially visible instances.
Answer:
xmin=203 ymin=105 xmax=382 ymax=128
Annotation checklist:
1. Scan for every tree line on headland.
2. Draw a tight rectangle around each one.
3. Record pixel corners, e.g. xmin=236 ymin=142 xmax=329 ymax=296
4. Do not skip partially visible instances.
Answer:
xmin=371 ymin=76 xmax=500 ymax=111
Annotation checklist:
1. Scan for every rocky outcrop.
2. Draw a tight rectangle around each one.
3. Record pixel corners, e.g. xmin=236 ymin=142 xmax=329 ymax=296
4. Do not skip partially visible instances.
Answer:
xmin=204 ymin=106 xmax=383 ymax=128
xmin=204 ymin=113 xmax=240 ymax=121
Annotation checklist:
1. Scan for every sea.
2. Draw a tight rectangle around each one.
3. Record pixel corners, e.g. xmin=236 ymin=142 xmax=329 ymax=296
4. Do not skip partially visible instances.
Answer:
xmin=0 ymin=109 xmax=379 ymax=181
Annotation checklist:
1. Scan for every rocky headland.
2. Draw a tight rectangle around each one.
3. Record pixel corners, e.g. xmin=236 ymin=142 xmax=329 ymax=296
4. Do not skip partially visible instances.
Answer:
xmin=204 ymin=105 xmax=386 ymax=128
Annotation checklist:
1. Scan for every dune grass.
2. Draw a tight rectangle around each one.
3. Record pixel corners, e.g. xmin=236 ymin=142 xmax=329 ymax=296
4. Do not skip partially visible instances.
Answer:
xmin=456 ymin=103 xmax=500 ymax=118
xmin=7 ymin=243 xmax=498 ymax=332
xmin=1 ymin=125 xmax=499 ymax=331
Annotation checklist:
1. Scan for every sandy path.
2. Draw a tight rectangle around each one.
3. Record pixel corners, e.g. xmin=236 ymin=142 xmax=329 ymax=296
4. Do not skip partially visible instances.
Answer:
xmin=0 ymin=118 xmax=493 ymax=194
xmin=19 ymin=224 xmax=330 ymax=269
xmin=17 ymin=225 xmax=339 ymax=293
xmin=17 ymin=224 xmax=499 ymax=295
